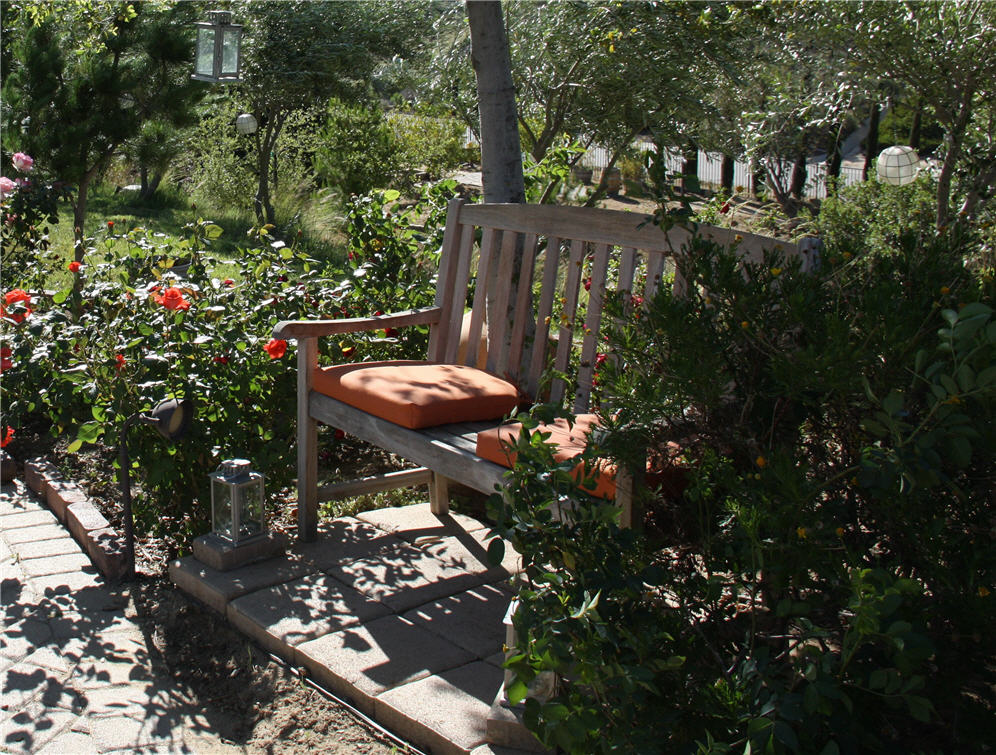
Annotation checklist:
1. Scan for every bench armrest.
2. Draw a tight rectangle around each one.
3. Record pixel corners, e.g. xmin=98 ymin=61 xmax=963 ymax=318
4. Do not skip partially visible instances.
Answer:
xmin=272 ymin=306 xmax=442 ymax=339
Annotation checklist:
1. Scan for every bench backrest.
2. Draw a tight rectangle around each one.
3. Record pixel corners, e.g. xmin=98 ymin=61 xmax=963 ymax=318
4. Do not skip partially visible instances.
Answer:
xmin=427 ymin=198 xmax=820 ymax=413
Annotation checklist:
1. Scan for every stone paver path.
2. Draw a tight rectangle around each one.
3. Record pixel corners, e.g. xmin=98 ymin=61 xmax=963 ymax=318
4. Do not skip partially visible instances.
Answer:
xmin=1 ymin=479 xmax=243 ymax=754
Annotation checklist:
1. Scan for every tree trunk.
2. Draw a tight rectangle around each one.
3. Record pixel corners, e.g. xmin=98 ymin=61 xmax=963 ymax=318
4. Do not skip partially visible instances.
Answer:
xmin=826 ymin=126 xmax=843 ymax=195
xmin=721 ymin=154 xmax=735 ymax=193
xmin=73 ymin=182 xmax=88 ymax=262
xmin=789 ymin=149 xmax=807 ymax=200
xmin=936 ymin=96 xmax=974 ymax=229
xmin=682 ymin=144 xmax=699 ymax=194
xmin=466 ymin=0 xmax=525 ymax=204
xmin=863 ymin=102 xmax=880 ymax=181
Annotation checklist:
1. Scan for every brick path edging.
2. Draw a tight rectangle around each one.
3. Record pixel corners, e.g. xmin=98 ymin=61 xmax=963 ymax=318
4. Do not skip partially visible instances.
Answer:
xmin=22 ymin=457 xmax=129 ymax=580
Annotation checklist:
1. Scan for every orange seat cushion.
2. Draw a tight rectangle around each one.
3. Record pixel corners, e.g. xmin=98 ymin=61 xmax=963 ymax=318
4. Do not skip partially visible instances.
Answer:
xmin=312 ymin=360 xmax=522 ymax=430
xmin=476 ymin=414 xmax=617 ymax=499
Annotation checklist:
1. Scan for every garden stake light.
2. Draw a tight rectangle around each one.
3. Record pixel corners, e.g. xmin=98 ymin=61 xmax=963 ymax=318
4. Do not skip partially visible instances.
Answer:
xmin=191 ymin=10 xmax=243 ymax=84
xmin=118 ymin=398 xmax=194 ymax=579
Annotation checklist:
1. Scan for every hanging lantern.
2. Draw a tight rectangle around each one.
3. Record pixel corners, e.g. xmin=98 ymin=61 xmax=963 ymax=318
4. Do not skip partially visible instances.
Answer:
xmin=236 ymin=113 xmax=258 ymax=135
xmin=192 ymin=10 xmax=243 ymax=84
xmin=876 ymin=146 xmax=920 ymax=186
xmin=210 ymin=459 xmax=266 ymax=544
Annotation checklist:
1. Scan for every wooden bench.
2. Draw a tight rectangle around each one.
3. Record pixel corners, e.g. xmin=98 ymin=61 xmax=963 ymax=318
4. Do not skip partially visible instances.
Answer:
xmin=273 ymin=199 xmax=820 ymax=542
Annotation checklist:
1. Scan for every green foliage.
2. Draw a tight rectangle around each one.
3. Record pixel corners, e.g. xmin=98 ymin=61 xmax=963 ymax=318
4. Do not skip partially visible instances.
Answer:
xmin=489 ymin=204 xmax=994 ymax=752
xmin=315 ymin=99 xmax=398 ymax=198
xmin=1 ymin=179 xmax=458 ymax=545
xmin=0 ymin=156 xmax=73 ymax=271
xmin=386 ymin=108 xmax=469 ymax=182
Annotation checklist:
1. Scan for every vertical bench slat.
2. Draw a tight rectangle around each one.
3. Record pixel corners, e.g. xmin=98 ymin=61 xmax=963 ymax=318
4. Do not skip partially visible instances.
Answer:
xmin=505 ymin=233 xmax=539 ymax=383
xmin=464 ymin=226 xmax=497 ymax=366
xmin=617 ymin=247 xmax=637 ymax=294
xmin=297 ymin=338 xmax=319 ymax=542
xmin=525 ymin=236 xmax=563 ymax=401
xmin=428 ymin=198 xmax=467 ymax=362
xmin=550 ymin=238 xmax=586 ymax=407
xmin=574 ymin=241 xmax=612 ymax=413
xmin=487 ymin=230 xmax=521 ymax=376
xmin=441 ymin=222 xmax=480 ymax=365
xmin=644 ymin=251 xmax=667 ymax=301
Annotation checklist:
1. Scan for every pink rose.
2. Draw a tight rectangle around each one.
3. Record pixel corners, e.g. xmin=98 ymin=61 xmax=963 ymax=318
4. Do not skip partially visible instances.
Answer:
xmin=11 ymin=153 xmax=33 ymax=173
xmin=0 ymin=177 xmax=16 ymax=198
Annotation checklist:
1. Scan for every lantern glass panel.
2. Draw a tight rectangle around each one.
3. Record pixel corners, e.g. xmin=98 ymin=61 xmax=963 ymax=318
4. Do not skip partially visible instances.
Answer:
xmin=211 ymin=476 xmax=233 ymax=537
xmin=221 ymin=28 xmax=241 ymax=76
xmin=195 ymin=28 xmax=216 ymax=77
xmin=236 ymin=480 xmax=264 ymax=541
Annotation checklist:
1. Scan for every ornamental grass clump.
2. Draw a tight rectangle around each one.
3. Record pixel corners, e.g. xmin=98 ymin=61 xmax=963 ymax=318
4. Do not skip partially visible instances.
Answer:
xmin=490 ymin=188 xmax=994 ymax=753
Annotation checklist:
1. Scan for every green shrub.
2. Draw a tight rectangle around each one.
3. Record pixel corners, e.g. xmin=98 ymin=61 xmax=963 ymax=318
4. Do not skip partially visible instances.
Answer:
xmin=386 ymin=107 xmax=468 ymax=182
xmin=314 ymin=98 xmax=398 ymax=198
xmin=489 ymin=204 xmax=994 ymax=752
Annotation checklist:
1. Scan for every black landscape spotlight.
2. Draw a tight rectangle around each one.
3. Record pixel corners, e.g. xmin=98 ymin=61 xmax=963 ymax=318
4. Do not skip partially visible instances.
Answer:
xmin=118 ymin=398 xmax=194 ymax=579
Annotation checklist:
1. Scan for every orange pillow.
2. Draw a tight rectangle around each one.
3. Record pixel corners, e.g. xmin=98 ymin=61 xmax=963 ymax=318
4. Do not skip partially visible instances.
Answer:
xmin=312 ymin=360 xmax=521 ymax=430
xmin=476 ymin=414 xmax=617 ymax=499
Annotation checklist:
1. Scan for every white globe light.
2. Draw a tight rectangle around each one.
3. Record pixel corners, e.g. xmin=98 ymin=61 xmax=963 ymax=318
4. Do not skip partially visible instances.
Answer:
xmin=236 ymin=113 xmax=258 ymax=135
xmin=876 ymin=145 xmax=920 ymax=186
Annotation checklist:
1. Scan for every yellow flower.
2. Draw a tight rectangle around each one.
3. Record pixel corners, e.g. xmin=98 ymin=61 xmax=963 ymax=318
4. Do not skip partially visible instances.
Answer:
xmin=755 ymin=455 xmax=767 ymax=468
xmin=796 ymin=527 xmax=808 ymax=539
xmin=770 ymin=267 xmax=782 ymax=277
xmin=980 ymin=586 xmax=991 ymax=598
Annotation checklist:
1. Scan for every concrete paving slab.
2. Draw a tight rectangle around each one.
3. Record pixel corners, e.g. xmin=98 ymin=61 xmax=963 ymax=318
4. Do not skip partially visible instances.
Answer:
xmin=0 ymin=488 xmax=46 ymax=517
xmin=168 ymin=554 xmax=316 ymax=614
xmin=293 ymin=516 xmax=409 ymax=571
xmin=28 ymin=569 xmax=103 ymax=598
xmin=19 ymin=551 xmax=94 ymax=579
xmin=80 ymin=683 xmax=172 ymax=718
xmin=1 ymin=699 xmax=80 ymax=753
xmin=227 ymin=571 xmax=392 ymax=658
xmin=376 ymin=660 xmax=503 ymax=755
xmin=1 ymin=523 xmax=70 ymax=545
xmin=0 ymin=510 xmax=57 ymax=530
xmin=326 ymin=539 xmax=487 ymax=614
xmin=417 ymin=530 xmax=522 ymax=580
xmin=0 ymin=618 xmax=53 ymax=667
xmin=403 ymin=584 xmax=512 ymax=660
xmin=358 ymin=503 xmax=488 ymax=542
xmin=89 ymin=712 xmax=186 ymax=752
xmin=297 ymin=615 xmax=476 ymax=717
xmin=7 ymin=536 xmax=81 ymax=561
xmin=33 ymin=730 xmax=96 ymax=755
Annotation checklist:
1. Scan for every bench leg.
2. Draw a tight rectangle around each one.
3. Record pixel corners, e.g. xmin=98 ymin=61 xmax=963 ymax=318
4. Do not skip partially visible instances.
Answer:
xmin=297 ymin=339 xmax=319 ymax=542
xmin=429 ymin=473 xmax=450 ymax=515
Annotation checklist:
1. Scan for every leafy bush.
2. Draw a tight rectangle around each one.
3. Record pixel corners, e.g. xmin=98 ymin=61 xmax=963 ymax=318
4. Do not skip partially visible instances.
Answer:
xmin=490 ymin=199 xmax=994 ymax=752
xmin=386 ymin=107 xmax=468 ymax=182
xmin=314 ymin=98 xmax=398 ymax=198
xmin=1 ymin=178 xmax=459 ymax=545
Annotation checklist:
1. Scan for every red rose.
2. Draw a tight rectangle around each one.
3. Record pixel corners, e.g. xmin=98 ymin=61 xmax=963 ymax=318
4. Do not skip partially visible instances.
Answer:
xmin=0 ymin=347 xmax=12 ymax=372
xmin=583 ymin=278 xmax=592 ymax=292
xmin=223 ymin=278 xmax=235 ymax=287
xmin=68 ymin=261 xmax=82 ymax=273
xmin=1 ymin=426 xmax=12 ymax=448
xmin=341 ymin=345 xmax=356 ymax=359
xmin=333 ymin=429 xmax=346 ymax=440
xmin=383 ymin=328 xmax=399 ymax=338
xmin=2 ymin=289 xmax=32 ymax=323
xmin=115 ymin=354 xmax=126 ymax=370
xmin=264 ymin=338 xmax=287 ymax=359
xmin=153 ymin=286 xmax=191 ymax=311
xmin=720 ymin=201 xmax=731 ymax=214
xmin=595 ymin=352 xmax=608 ymax=368
xmin=213 ymin=355 xmax=229 ymax=364
xmin=107 ymin=220 xmax=114 ymax=229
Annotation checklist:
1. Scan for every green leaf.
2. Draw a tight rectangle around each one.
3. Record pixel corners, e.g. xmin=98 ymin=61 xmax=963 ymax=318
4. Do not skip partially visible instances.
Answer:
xmin=67 ymin=438 xmax=83 ymax=453
xmin=906 ymin=695 xmax=932 ymax=722
xmin=881 ymin=391 xmax=903 ymax=416
xmin=91 ymin=406 xmax=106 ymax=422
xmin=506 ymin=678 xmax=529 ymax=707
xmin=486 ymin=537 xmax=505 ymax=566
xmin=77 ymin=421 xmax=102 ymax=443
xmin=773 ymin=721 xmax=799 ymax=751
xmin=383 ymin=189 xmax=401 ymax=201
xmin=52 ymin=288 xmax=71 ymax=305
xmin=204 ymin=223 xmax=224 ymax=239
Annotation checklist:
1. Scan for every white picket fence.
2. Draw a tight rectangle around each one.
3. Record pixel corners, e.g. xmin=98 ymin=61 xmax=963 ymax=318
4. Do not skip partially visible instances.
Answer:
xmin=578 ymin=139 xmax=865 ymax=200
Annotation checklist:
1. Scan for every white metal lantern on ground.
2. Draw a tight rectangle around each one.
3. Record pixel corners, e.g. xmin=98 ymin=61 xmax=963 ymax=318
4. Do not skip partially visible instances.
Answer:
xmin=210 ymin=459 xmax=265 ymax=544
xmin=876 ymin=145 xmax=920 ymax=186
xmin=192 ymin=10 xmax=243 ymax=84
